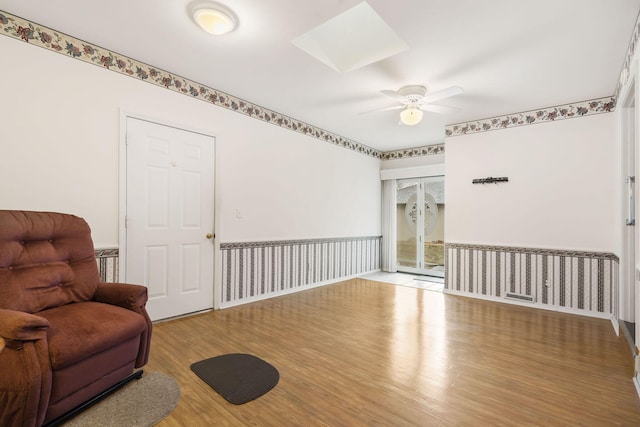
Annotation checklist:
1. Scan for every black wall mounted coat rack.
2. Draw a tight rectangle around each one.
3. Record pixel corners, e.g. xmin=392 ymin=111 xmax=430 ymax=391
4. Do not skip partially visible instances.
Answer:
xmin=472 ymin=177 xmax=509 ymax=184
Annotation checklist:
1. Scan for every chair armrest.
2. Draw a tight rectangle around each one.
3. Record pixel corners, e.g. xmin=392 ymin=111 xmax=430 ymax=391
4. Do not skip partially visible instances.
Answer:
xmin=94 ymin=283 xmax=152 ymax=367
xmin=93 ymin=282 xmax=148 ymax=311
xmin=0 ymin=309 xmax=49 ymax=341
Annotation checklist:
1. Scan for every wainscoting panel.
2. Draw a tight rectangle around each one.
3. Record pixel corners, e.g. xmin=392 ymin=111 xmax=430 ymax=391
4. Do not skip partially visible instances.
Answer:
xmin=95 ymin=248 xmax=119 ymax=283
xmin=96 ymin=238 xmax=382 ymax=308
xmin=220 ymin=236 xmax=382 ymax=307
xmin=445 ymin=243 xmax=618 ymax=318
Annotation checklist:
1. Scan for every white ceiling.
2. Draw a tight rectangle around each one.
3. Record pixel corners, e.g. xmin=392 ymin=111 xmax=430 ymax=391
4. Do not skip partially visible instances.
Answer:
xmin=2 ymin=0 xmax=639 ymax=152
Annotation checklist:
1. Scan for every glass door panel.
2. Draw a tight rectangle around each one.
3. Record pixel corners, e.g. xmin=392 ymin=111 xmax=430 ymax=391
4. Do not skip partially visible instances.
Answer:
xmin=422 ymin=176 xmax=445 ymax=278
xmin=396 ymin=181 xmax=419 ymax=270
xmin=396 ymin=176 xmax=445 ymax=277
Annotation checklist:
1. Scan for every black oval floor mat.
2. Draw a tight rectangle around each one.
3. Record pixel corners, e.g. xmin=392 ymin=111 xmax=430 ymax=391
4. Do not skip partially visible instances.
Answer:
xmin=190 ymin=353 xmax=279 ymax=405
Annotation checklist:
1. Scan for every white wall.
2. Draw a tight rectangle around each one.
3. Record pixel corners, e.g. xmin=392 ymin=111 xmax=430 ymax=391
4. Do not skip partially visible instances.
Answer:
xmin=445 ymin=113 xmax=616 ymax=252
xmin=218 ymin=122 xmax=381 ymax=242
xmin=0 ymin=36 xmax=381 ymax=246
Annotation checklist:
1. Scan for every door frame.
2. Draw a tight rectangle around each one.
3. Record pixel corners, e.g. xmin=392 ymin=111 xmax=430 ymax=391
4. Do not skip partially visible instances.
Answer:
xmin=381 ymin=163 xmax=445 ymax=275
xmin=118 ymin=110 xmax=220 ymax=308
xmin=621 ymin=82 xmax=637 ymax=328
xmin=396 ymin=174 xmax=445 ymax=277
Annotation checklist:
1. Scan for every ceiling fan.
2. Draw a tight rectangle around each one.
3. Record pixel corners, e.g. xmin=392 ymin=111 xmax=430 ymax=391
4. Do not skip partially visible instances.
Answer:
xmin=364 ymin=85 xmax=463 ymax=125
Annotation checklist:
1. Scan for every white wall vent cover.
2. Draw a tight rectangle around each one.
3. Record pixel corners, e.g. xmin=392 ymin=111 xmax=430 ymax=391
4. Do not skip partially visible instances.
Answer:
xmin=505 ymin=293 xmax=534 ymax=303
xmin=292 ymin=1 xmax=408 ymax=73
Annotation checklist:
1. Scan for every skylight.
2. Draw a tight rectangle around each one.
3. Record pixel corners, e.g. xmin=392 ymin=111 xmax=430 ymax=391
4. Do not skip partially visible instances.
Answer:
xmin=292 ymin=1 xmax=409 ymax=73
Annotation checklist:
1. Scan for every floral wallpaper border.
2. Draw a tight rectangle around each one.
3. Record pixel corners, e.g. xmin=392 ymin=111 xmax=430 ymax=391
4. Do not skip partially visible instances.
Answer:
xmin=444 ymin=96 xmax=616 ymax=138
xmin=1 ymin=9 xmax=635 ymax=160
xmin=0 ymin=10 xmax=382 ymax=159
xmin=380 ymin=143 xmax=444 ymax=160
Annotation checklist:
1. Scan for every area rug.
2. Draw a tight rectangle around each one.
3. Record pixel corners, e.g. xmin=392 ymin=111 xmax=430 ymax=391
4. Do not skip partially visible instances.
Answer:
xmin=63 ymin=371 xmax=180 ymax=426
xmin=190 ymin=353 xmax=279 ymax=405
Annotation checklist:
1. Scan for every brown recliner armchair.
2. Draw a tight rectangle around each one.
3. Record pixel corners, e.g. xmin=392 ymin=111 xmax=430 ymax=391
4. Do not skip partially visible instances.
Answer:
xmin=0 ymin=210 xmax=152 ymax=427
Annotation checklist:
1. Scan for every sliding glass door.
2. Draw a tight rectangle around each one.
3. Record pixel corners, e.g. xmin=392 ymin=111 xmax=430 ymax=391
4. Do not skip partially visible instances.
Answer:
xmin=396 ymin=176 xmax=445 ymax=277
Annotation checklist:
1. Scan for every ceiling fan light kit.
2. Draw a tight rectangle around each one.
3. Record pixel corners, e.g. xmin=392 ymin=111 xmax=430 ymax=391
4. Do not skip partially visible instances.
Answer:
xmin=190 ymin=1 xmax=238 ymax=35
xmin=400 ymin=106 xmax=424 ymax=125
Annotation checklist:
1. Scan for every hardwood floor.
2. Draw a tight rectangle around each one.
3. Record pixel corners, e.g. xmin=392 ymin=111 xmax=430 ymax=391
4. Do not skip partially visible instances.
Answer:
xmin=147 ymin=278 xmax=640 ymax=426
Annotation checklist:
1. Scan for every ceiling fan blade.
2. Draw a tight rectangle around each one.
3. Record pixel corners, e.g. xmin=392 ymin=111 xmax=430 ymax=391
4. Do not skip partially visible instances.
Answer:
xmin=421 ymin=104 xmax=459 ymax=114
xmin=380 ymin=89 xmax=409 ymax=103
xmin=359 ymin=104 xmax=404 ymax=115
xmin=421 ymin=86 xmax=464 ymax=104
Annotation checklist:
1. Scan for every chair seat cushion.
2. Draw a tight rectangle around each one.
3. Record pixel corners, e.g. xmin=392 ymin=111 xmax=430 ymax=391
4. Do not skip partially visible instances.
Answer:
xmin=38 ymin=301 xmax=146 ymax=370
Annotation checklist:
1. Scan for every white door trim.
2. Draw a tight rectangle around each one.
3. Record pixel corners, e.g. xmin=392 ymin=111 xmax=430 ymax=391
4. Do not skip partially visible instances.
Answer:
xmin=380 ymin=164 xmax=445 ymax=181
xmin=618 ymin=63 xmax=638 ymax=327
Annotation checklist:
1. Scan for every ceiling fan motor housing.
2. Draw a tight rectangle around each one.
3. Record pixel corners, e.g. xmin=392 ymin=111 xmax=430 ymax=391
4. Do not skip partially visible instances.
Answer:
xmin=398 ymin=85 xmax=427 ymax=101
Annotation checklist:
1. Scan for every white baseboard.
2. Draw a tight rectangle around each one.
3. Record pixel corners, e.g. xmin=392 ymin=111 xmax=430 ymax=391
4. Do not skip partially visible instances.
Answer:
xmin=218 ymin=270 xmax=378 ymax=309
xmin=611 ymin=316 xmax=620 ymax=336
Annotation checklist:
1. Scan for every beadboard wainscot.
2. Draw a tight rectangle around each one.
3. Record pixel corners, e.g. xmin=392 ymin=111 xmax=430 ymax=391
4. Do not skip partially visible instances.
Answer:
xmin=220 ymin=236 xmax=382 ymax=307
xmin=95 ymin=247 xmax=119 ymax=282
xmin=445 ymin=243 xmax=618 ymax=321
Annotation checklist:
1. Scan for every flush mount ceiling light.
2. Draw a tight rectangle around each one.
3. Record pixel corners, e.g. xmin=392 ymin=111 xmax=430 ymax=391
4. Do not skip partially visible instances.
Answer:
xmin=399 ymin=105 xmax=424 ymax=126
xmin=190 ymin=1 xmax=238 ymax=35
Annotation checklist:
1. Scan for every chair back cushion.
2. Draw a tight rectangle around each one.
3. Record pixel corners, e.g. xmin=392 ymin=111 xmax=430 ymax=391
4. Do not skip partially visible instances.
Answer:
xmin=0 ymin=211 xmax=101 ymax=313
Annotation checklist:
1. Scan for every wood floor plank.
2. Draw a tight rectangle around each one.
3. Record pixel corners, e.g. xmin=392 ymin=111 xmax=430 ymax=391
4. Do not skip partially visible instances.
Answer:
xmin=146 ymin=278 xmax=640 ymax=426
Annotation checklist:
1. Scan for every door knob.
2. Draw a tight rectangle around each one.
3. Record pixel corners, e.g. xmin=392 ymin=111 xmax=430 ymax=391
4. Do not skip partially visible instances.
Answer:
xmin=206 ymin=233 xmax=213 ymax=239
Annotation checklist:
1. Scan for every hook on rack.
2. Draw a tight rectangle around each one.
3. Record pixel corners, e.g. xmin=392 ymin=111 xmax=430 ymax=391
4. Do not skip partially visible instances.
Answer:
xmin=472 ymin=177 xmax=508 ymax=184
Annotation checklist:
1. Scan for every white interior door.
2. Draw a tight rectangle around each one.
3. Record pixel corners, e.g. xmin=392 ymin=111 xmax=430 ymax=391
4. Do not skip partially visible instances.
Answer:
xmin=125 ymin=117 xmax=215 ymax=321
